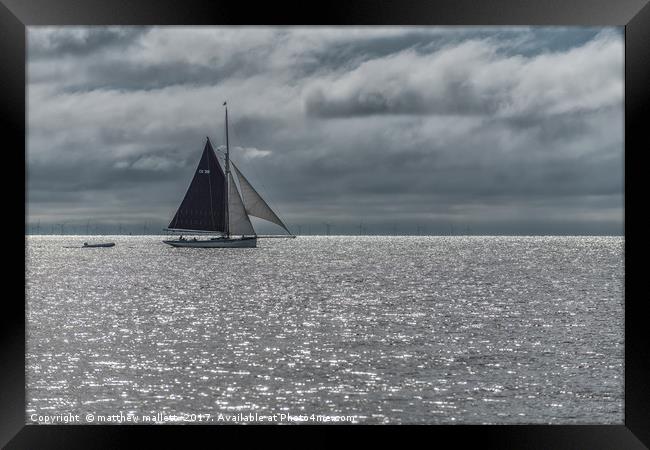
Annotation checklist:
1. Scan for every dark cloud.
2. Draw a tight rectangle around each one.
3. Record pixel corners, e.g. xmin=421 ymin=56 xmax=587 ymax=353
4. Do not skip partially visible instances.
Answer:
xmin=304 ymin=80 xmax=500 ymax=117
xmin=28 ymin=27 xmax=150 ymax=58
xmin=27 ymin=27 xmax=624 ymax=235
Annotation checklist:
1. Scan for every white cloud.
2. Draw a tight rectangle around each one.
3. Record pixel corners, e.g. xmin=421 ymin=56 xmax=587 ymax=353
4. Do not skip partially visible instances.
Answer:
xmin=116 ymin=155 xmax=186 ymax=171
xmin=304 ymin=30 xmax=623 ymax=118
xmin=232 ymin=146 xmax=272 ymax=159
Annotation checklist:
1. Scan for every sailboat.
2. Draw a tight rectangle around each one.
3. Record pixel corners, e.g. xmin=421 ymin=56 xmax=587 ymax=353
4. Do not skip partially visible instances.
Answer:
xmin=162 ymin=103 xmax=293 ymax=248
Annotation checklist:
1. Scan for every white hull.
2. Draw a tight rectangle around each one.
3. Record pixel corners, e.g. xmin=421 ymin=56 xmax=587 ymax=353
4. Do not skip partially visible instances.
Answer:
xmin=163 ymin=237 xmax=257 ymax=248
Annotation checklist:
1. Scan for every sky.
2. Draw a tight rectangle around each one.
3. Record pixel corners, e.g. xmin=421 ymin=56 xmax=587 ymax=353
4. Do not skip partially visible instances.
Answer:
xmin=26 ymin=26 xmax=624 ymax=235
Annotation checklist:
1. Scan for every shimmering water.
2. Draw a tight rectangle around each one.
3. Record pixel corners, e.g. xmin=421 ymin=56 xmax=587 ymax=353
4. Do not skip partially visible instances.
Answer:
xmin=26 ymin=236 xmax=624 ymax=424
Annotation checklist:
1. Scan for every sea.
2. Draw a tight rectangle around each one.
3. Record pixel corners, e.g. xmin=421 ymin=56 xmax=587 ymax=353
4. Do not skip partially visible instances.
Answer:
xmin=25 ymin=235 xmax=624 ymax=424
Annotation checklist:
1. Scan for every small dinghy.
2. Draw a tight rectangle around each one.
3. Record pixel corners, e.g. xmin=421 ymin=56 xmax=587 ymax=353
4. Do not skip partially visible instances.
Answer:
xmin=82 ymin=242 xmax=115 ymax=248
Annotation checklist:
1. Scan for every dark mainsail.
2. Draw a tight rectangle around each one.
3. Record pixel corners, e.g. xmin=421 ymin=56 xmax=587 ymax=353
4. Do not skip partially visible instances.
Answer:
xmin=168 ymin=138 xmax=227 ymax=232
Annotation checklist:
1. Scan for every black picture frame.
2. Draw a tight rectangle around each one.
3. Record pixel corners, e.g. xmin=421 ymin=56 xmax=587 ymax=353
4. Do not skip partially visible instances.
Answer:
xmin=2 ymin=0 xmax=648 ymax=447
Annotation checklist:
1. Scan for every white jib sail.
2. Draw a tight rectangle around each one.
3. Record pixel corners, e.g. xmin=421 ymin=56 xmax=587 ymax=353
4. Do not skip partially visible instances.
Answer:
xmin=228 ymin=172 xmax=256 ymax=236
xmin=232 ymin=163 xmax=291 ymax=234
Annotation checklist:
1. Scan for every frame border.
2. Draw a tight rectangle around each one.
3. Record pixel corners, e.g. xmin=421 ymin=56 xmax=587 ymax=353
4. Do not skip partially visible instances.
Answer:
xmin=3 ymin=0 xmax=648 ymax=447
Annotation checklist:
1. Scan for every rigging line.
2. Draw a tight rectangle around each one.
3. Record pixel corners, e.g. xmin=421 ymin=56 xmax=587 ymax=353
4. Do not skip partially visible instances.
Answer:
xmin=215 ymin=145 xmax=244 ymax=197
xmin=227 ymin=119 xmax=291 ymax=233
xmin=214 ymin=151 xmax=240 ymax=201
xmin=224 ymin=118 xmax=252 ymax=221
xmin=222 ymin=110 xmax=231 ymax=237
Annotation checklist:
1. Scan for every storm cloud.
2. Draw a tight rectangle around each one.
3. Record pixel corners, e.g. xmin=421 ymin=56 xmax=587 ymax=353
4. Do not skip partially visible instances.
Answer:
xmin=27 ymin=26 xmax=624 ymax=235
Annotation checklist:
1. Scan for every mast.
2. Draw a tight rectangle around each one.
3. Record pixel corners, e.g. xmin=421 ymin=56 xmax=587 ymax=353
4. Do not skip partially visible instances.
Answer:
xmin=224 ymin=101 xmax=230 ymax=237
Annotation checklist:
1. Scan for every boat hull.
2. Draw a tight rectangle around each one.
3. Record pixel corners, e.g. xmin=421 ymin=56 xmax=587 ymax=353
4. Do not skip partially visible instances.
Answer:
xmin=82 ymin=243 xmax=115 ymax=248
xmin=162 ymin=237 xmax=257 ymax=248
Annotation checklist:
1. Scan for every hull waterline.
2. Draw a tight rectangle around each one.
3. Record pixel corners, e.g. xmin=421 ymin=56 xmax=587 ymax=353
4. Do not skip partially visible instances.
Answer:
xmin=162 ymin=237 xmax=257 ymax=248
